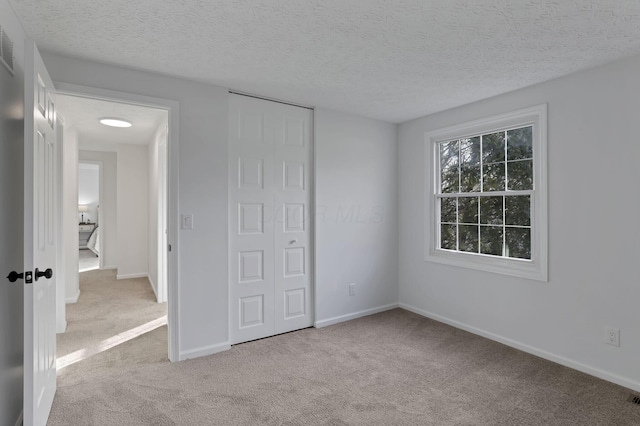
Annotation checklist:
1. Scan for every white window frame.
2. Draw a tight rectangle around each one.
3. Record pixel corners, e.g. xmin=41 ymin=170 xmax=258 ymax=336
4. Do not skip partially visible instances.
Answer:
xmin=425 ymin=104 xmax=548 ymax=281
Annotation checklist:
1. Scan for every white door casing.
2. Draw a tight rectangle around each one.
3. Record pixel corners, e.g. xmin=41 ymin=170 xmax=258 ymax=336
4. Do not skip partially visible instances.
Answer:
xmin=157 ymin=126 xmax=168 ymax=303
xmin=24 ymin=41 xmax=57 ymax=426
xmin=229 ymin=94 xmax=313 ymax=344
xmin=54 ymin=83 xmax=180 ymax=362
xmin=55 ymin=115 xmax=66 ymax=334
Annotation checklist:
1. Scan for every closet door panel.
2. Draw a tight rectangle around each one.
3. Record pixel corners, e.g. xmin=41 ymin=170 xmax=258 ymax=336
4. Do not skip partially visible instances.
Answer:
xmin=229 ymin=95 xmax=275 ymax=344
xmin=273 ymin=103 xmax=313 ymax=334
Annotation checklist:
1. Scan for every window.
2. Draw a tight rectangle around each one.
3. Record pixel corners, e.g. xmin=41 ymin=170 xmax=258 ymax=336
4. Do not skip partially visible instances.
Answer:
xmin=425 ymin=105 xmax=547 ymax=281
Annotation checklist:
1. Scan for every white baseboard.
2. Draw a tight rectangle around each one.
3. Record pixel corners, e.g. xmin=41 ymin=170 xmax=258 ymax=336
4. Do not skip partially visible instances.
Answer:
xmin=180 ymin=342 xmax=231 ymax=361
xmin=399 ymin=303 xmax=640 ymax=393
xmin=116 ymin=272 xmax=148 ymax=280
xmin=65 ymin=289 xmax=80 ymax=304
xmin=102 ymin=265 xmax=117 ymax=270
xmin=14 ymin=410 xmax=22 ymax=426
xmin=56 ymin=320 xmax=67 ymax=334
xmin=314 ymin=303 xmax=399 ymax=328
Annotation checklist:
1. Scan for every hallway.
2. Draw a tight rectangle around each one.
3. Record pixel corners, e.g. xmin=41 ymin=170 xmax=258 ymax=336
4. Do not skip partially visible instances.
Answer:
xmin=56 ymin=269 xmax=168 ymax=386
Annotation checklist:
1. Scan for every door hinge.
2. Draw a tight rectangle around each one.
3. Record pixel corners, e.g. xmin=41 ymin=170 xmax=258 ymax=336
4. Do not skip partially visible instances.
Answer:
xmin=168 ymin=244 xmax=172 ymax=252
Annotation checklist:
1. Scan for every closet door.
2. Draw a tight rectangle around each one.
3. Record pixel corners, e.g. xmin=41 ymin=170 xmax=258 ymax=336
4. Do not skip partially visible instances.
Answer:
xmin=229 ymin=94 xmax=313 ymax=345
xmin=273 ymin=103 xmax=313 ymax=334
xmin=229 ymin=95 xmax=276 ymax=344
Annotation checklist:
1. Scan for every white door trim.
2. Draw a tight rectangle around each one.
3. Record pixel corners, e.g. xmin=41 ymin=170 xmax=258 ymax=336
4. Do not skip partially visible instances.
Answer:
xmin=157 ymin=128 xmax=168 ymax=304
xmin=54 ymin=82 xmax=181 ymax=362
xmin=311 ymin=107 xmax=317 ymax=329
xmin=55 ymin=115 xmax=67 ymax=334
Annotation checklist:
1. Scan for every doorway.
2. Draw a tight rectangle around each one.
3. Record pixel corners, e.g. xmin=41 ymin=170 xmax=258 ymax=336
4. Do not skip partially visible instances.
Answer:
xmin=55 ymin=90 xmax=176 ymax=366
xmin=78 ymin=162 xmax=100 ymax=272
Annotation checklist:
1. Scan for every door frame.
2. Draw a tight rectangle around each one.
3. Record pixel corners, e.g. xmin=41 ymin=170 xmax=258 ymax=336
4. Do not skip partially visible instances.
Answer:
xmin=156 ymin=128 xmax=168 ymax=303
xmin=77 ymin=160 xmax=103 ymax=269
xmin=55 ymin=82 xmax=180 ymax=362
xmin=55 ymin=115 xmax=67 ymax=334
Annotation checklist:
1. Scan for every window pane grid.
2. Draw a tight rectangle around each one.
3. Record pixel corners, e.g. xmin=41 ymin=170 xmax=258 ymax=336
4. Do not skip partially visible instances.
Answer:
xmin=502 ymin=195 xmax=506 ymax=256
xmin=483 ymin=160 xmax=509 ymax=166
xmin=428 ymin=106 xmax=546 ymax=280
xmin=456 ymin=197 xmax=459 ymax=251
xmin=457 ymin=139 xmax=461 ymax=193
xmin=504 ymin=130 xmax=508 ymax=194
xmin=438 ymin=190 xmax=533 ymax=198
xmin=437 ymin=195 xmax=531 ymax=259
xmin=479 ymin=134 xmax=483 ymax=193
xmin=436 ymin=124 xmax=533 ymax=260
xmin=505 ymin=158 xmax=533 ymax=163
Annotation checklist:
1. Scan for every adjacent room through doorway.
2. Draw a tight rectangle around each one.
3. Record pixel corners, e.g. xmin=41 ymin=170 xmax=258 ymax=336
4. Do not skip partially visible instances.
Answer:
xmin=55 ymin=93 xmax=171 ymax=372
xmin=78 ymin=162 xmax=99 ymax=272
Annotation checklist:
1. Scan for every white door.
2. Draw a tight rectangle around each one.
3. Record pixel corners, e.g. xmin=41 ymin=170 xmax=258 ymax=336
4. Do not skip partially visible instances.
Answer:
xmin=24 ymin=41 xmax=57 ymax=426
xmin=272 ymin=103 xmax=313 ymax=335
xmin=229 ymin=94 xmax=313 ymax=344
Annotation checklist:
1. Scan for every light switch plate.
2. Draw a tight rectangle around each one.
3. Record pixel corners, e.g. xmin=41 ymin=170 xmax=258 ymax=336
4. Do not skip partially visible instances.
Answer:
xmin=181 ymin=214 xmax=194 ymax=230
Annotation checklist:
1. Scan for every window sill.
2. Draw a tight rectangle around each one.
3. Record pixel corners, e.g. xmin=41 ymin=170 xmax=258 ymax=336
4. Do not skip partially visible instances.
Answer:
xmin=426 ymin=247 xmax=548 ymax=282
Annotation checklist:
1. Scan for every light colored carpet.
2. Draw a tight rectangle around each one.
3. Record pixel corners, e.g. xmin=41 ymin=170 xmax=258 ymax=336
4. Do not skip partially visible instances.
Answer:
xmin=56 ymin=269 xmax=168 ymax=386
xmin=79 ymin=249 xmax=99 ymax=272
xmin=50 ymin=285 xmax=640 ymax=425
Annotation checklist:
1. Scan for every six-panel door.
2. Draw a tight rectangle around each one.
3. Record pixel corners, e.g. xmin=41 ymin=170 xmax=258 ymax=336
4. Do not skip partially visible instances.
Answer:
xmin=229 ymin=94 xmax=313 ymax=345
xmin=24 ymin=41 xmax=58 ymax=426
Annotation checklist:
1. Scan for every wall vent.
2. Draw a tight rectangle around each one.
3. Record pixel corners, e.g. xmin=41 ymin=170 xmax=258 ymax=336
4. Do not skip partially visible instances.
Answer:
xmin=0 ymin=25 xmax=15 ymax=75
xmin=628 ymin=394 xmax=640 ymax=406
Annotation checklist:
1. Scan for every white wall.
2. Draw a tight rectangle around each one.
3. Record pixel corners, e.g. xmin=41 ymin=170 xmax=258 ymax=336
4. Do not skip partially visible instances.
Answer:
xmin=63 ymin=126 xmax=80 ymax=302
xmin=42 ymin=52 xmax=403 ymax=358
xmin=79 ymin=150 xmax=117 ymax=269
xmin=315 ymin=109 xmax=399 ymax=326
xmin=79 ymin=145 xmax=150 ymax=278
xmin=147 ymin=122 xmax=168 ymax=298
xmin=78 ymin=164 xmax=99 ymax=224
xmin=398 ymin=55 xmax=640 ymax=392
xmin=42 ymin=52 xmax=230 ymax=357
xmin=148 ymin=129 xmax=160 ymax=295
xmin=116 ymin=144 xmax=149 ymax=278
xmin=0 ymin=0 xmax=25 ymax=423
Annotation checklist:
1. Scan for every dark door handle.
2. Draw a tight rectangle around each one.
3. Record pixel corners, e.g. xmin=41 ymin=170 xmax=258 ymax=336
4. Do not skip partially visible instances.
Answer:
xmin=7 ymin=271 xmax=24 ymax=282
xmin=35 ymin=268 xmax=53 ymax=281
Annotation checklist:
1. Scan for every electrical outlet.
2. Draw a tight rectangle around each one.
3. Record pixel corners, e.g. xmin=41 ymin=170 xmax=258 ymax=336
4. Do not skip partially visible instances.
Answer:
xmin=349 ymin=283 xmax=356 ymax=296
xmin=605 ymin=327 xmax=620 ymax=347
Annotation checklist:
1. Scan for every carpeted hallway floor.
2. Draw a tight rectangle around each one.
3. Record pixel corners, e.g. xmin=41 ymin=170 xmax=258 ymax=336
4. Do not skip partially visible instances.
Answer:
xmin=55 ymin=269 xmax=168 ymax=386
xmin=49 ymin=274 xmax=640 ymax=425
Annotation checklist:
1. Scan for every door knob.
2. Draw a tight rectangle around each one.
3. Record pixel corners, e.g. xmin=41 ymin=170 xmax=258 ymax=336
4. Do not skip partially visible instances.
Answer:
xmin=290 ymin=239 xmax=297 ymax=244
xmin=35 ymin=268 xmax=53 ymax=281
xmin=7 ymin=271 xmax=24 ymax=282
xmin=7 ymin=270 xmax=33 ymax=284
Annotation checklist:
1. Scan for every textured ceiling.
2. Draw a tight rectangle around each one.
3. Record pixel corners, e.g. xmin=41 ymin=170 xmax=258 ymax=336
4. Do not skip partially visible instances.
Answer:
xmin=57 ymin=95 xmax=167 ymax=146
xmin=10 ymin=0 xmax=640 ymax=123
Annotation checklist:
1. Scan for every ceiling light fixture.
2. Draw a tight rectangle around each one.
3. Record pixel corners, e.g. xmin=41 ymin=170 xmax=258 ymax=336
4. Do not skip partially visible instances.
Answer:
xmin=99 ymin=117 xmax=132 ymax=128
